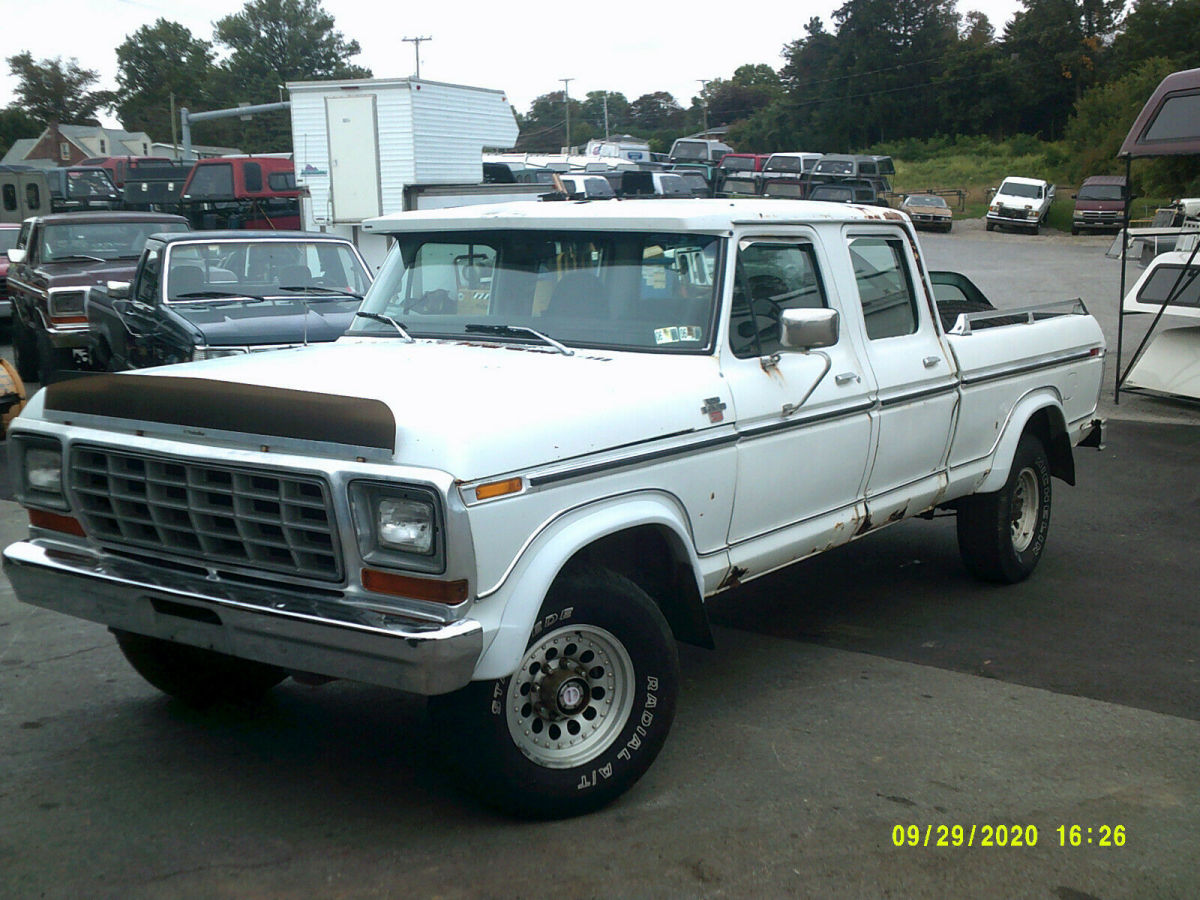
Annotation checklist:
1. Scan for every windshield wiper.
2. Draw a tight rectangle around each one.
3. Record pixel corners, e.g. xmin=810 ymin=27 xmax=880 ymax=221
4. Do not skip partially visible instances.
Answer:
xmin=279 ymin=285 xmax=364 ymax=299
xmin=171 ymin=290 xmax=268 ymax=304
xmin=354 ymin=311 xmax=415 ymax=342
xmin=464 ymin=323 xmax=574 ymax=356
xmin=48 ymin=253 xmax=106 ymax=263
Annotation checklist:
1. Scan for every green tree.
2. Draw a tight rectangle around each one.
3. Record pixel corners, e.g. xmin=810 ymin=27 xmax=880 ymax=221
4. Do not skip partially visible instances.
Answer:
xmin=516 ymin=91 xmax=584 ymax=151
xmin=580 ymin=91 xmax=631 ymax=137
xmin=1001 ymin=0 xmax=1124 ymax=139
xmin=628 ymin=92 xmax=686 ymax=132
xmin=1109 ymin=0 xmax=1200 ymax=73
xmin=6 ymin=53 xmax=115 ymax=125
xmin=115 ymin=19 xmax=216 ymax=144
xmin=704 ymin=65 xmax=782 ymax=128
xmin=0 ymin=106 xmax=41 ymax=157
xmin=211 ymin=0 xmax=371 ymax=151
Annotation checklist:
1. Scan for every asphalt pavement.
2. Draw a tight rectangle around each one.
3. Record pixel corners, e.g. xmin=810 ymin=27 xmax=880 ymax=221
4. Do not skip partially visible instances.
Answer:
xmin=1 ymin=222 xmax=1198 ymax=899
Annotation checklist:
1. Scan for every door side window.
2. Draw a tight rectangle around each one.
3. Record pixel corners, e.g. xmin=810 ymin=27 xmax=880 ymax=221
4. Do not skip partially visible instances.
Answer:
xmin=848 ymin=236 xmax=918 ymax=340
xmin=25 ymin=183 xmax=40 ymax=211
xmin=729 ymin=241 xmax=827 ymax=358
xmin=135 ymin=249 xmax=161 ymax=304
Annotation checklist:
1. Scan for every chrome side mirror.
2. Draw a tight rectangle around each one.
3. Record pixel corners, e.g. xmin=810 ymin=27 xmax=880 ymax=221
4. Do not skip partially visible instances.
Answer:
xmin=780 ymin=307 xmax=839 ymax=351
xmin=106 ymin=280 xmax=131 ymax=299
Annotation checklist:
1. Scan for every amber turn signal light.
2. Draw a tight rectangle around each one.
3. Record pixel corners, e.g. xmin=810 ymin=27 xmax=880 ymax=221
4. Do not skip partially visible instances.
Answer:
xmin=361 ymin=569 xmax=468 ymax=605
xmin=474 ymin=477 xmax=523 ymax=502
xmin=28 ymin=508 xmax=86 ymax=537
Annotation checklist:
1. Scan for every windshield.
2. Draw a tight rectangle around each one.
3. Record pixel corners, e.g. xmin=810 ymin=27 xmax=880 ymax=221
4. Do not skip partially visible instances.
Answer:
xmin=41 ymin=220 xmax=190 ymax=262
xmin=1078 ymin=185 xmax=1124 ymax=201
xmin=164 ymin=239 xmax=371 ymax=302
xmin=810 ymin=187 xmax=854 ymax=202
xmin=905 ymin=195 xmax=948 ymax=207
xmin=814 ymin=158 xmax=855 ymax=176
xmin=765 ymin=156 xmax=804 ymax=173
xmin=999 ymin=181 xmax=1043 ymax=199
xmin=67 ymin=170 xmax=119 ymax=198
xmin=671 ymin=141 xmax=707 ymax=160
xmin=722 ymin=156 xmax=756 ymax=171
xmin=350 ymin=229 xmax=721 ymax=354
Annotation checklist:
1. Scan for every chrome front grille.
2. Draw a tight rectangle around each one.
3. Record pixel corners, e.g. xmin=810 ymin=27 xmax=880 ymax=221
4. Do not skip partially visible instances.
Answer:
xmin=70 ymin=447 xmax=343 ymax=582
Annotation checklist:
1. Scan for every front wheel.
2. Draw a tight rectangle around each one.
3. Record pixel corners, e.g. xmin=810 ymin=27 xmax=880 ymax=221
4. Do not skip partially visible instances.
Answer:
xmin=12 ymin=316 xmax=39 ymax=383
xmin=956 ymin=433 xmax=1052 ymax=583
xmin=429 ymin=566 xmax=679 ymax=818
xmin=113 ymin=630 xmax=288 ymax=706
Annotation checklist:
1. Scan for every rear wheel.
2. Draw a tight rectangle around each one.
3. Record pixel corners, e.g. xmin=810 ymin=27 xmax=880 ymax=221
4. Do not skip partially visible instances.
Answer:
xmin=956 ymin=433 xmax=1052 ymax=583
xmin=113 ymin=630 xmax=287 ymax=706
xmin=429 ymin=566 xmax=679 ymax=818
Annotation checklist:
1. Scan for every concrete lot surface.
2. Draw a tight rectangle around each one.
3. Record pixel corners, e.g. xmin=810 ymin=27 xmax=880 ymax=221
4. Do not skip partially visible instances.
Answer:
xmin=1 ymin=221 xmax=1198 ymax=899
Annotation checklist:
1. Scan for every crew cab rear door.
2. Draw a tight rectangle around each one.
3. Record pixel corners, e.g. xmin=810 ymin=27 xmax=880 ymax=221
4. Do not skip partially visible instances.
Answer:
xmin=842 ymin=226 xmax=959 ymax=519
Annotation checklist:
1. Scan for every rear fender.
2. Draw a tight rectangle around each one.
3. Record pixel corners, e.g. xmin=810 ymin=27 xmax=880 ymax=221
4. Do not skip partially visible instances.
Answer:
xmin=976 ymin=390 xmax=1073 ymax=493
xmin=471 ymin=491 xmax=703 ymax=681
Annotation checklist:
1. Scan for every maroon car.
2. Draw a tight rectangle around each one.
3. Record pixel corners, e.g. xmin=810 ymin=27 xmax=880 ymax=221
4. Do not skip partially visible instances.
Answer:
xmin=0 ymin=223 xmax=19 ymax=323
xmin=6 ymin=211 xmax=190 ymax=383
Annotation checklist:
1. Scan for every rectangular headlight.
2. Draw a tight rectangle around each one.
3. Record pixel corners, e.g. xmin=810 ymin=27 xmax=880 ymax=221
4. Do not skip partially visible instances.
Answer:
xmin=15 ymin=438 xmax=68 ymax=510
xmin=378 ymin=497 xmax=434 ymax=554
xmin=349 ymin=482 xmax=445 ymax=575
xmin=27 ymin=447 xmax=63 ymax=492
xmin=48 ymin=289 xmax=86 ymax=318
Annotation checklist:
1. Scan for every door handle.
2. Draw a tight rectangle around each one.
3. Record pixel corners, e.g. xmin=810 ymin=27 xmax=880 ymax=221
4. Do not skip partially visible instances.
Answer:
xmin=922 ymin=356 xmax=941 ymax=368
xmin=835 ymin=372 xmax=860 ymax=385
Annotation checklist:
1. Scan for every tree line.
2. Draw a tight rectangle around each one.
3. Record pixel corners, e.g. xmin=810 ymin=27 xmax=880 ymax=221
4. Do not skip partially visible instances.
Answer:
xmin=2 ymin=0 xmax=1197 ymax=193
xmin=1 ymin=0 xmax=367 ymax=156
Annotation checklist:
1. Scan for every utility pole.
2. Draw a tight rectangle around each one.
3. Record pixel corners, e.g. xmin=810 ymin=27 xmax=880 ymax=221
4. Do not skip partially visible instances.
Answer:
xmin=602 ymin=92 xmax=610 ymax=140
xmin=560 ymin=77 xmax=574 ymax=151
xmin=403 ymin=36 xmax=432 ymax=80
xmin=697 ymin=79 xmax=712 ymax=134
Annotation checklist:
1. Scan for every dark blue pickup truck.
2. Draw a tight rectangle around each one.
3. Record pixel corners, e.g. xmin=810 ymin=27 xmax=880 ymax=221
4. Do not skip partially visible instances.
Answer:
xmin=84 ymin=230 xmax=373 ymax=371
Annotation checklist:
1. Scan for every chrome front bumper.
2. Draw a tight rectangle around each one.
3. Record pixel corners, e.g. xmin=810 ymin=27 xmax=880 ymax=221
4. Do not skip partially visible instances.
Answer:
xmin=3 ymin=539 xmax=483 ymax=695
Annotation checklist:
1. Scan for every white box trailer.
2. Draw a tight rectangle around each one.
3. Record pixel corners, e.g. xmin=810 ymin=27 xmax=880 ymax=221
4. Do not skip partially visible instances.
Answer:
xmin=287 ymin=77 xmax=529 ymax=268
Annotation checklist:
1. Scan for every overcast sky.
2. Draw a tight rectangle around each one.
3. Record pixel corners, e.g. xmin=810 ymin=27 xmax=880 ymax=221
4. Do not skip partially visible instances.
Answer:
xmin=2 ymin=0 xmax=1026 ymax=130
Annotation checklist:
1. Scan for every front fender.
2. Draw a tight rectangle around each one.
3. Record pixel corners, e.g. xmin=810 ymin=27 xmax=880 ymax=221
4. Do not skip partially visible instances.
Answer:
xmin=976 ymin=388 xmax=1067 ymax=494
xmin=470 ymin=491 xmax=702 ymax=681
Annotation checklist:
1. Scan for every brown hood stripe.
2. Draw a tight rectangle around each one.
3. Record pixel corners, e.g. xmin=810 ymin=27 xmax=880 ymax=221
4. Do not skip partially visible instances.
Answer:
xmin=44 ymin=375 xmax=396 ymax=452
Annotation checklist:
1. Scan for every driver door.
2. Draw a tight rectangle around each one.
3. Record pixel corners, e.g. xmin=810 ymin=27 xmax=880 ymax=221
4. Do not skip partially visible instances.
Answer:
xmin=722 ymin=235 xmax=875 ymax=577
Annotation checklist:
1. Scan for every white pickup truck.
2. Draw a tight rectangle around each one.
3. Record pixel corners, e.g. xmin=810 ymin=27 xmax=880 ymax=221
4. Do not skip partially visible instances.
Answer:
xmin=3 ymin=200 xmax=1105 ymax=818
xmin=986 ymin=176 xmax=1057 ymax=234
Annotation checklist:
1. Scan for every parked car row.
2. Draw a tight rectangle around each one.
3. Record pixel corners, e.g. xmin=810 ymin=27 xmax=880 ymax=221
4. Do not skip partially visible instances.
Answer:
xmin=1 ymin=155 xmax=300 ymax=231
xmin=3 ymin=210 xmax=372 ymax=384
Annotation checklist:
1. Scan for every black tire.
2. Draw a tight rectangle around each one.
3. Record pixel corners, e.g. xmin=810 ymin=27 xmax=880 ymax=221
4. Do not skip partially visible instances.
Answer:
xmin=1071 ymin=225 xmax=1080 ymax=236
xmin=1030 ymin=222 xmax=1040 ymax=236
xmin=429 ymin=565 xmax=679 ymax=818
xmin=956 ymin=433 xmax=1052 ymax=583
xmin=112 ymin=629 xmax=288 ymax=706
xmin=35 ymin=328 xmax=58 ymax=386
xmin=985 ymin=221 xmax=995 ymax=232
xmin=12 ymin=316 xmax=39 ymax=383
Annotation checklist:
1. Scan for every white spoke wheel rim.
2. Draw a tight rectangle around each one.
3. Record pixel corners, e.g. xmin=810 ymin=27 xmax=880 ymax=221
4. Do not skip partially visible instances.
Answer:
xmin=1010 ymin=467 xmax=1040 ymax=553
xmin=506 ymin=624 xmax=636 ymax=769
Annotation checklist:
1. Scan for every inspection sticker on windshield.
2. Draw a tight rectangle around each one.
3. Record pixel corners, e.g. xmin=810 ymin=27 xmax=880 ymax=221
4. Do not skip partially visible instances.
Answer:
xmin=655 ymin=326 xmax=702 ymax=345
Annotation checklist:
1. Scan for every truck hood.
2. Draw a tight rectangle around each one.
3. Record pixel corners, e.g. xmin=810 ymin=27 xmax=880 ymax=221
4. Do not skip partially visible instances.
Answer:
xmin=38 ymin=259 xmax=139 ymax=287
xmin=139 ymin=338 xmax=729 ymax=480
xmin=167 ymin=297 xmax=361 ymax=345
